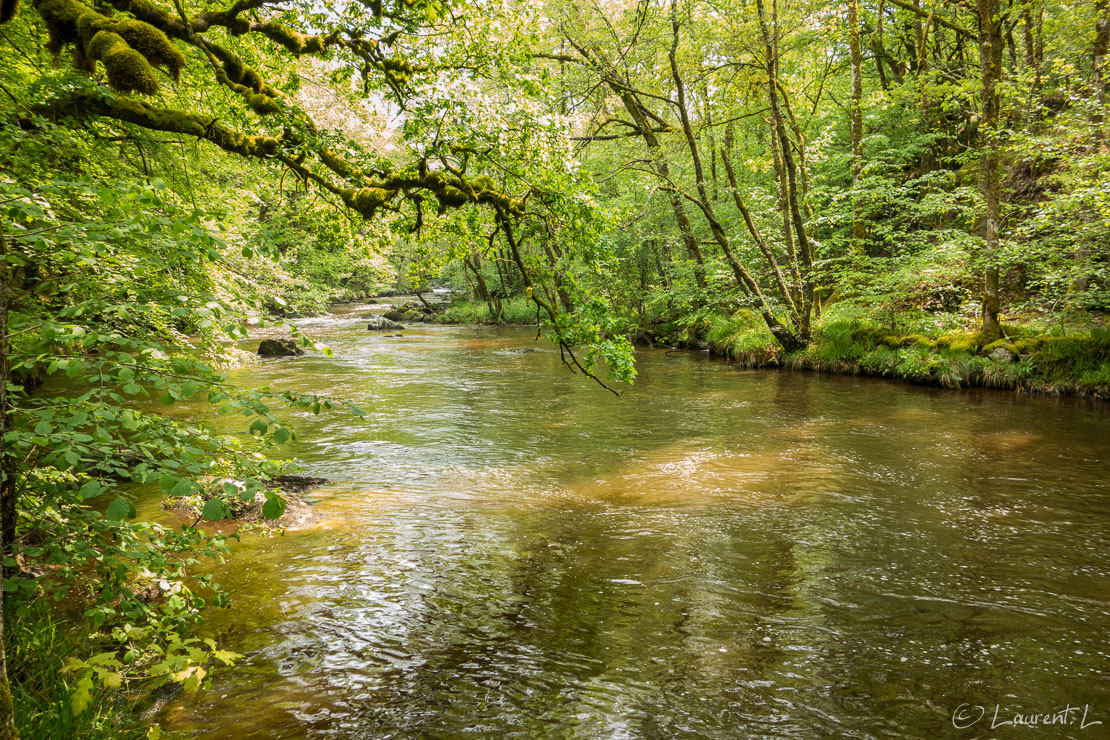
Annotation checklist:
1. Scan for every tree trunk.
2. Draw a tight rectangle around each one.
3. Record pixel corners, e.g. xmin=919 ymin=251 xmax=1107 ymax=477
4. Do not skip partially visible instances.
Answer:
xmin=977 ymin=0 xmax=1004 ymax=337
xmin=0 ymin=226 xmax=22 ymax=739
xmin=1093 ymin=0 xmax=1109 ymax=105
xmin=847 ymin=0 xmax=866 ymax=253
xmin=757 ymin=0 xmax=815 ymax=341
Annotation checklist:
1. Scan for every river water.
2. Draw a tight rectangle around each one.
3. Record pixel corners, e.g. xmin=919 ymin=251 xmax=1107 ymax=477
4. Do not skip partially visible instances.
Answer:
xmin=157 ymin=306 xmax=1110 ymax=738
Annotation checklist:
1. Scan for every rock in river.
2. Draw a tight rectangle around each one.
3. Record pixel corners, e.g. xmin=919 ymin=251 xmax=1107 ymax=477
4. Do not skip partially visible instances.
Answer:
xmin=367 ymin=316 xmax=404 ymax=331
xmin=258 ymin=339 xmax=304 ymax=357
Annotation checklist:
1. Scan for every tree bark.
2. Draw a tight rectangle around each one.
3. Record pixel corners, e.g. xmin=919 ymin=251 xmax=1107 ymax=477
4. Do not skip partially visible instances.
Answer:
xmin=667 ymin=1 xmax=802 ymax=348
xmin=1093 ymin=0 xmax=1109 ymax=105
xmin=757 ymin=0 xmax=815 ymax=341
xmin=847 ymin=0 xmax=867 ymax=253
xmin=0 ymin=226 xmax=22 ymax=740
xmin=977 ymin=0 xmax=1004 ymax=337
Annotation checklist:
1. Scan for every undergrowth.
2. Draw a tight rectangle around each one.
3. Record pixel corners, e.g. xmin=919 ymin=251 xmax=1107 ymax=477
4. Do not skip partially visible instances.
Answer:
xmin=438 ymin=297 xmax=539 ymax=324
xmin=693 ymin=311 xmax=1110 ymax=398
xmin=10 ymin=602 xmax=157 ymax=740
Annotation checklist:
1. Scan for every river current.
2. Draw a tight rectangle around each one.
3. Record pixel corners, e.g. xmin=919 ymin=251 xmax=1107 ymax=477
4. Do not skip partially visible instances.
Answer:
xmin=155 ymin=305 xmax=1110 ymax=738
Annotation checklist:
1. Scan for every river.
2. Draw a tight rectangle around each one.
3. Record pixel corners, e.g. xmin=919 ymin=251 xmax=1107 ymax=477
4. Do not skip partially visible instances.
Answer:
xmin=154 ymin=305 xmax=1110 ymax=738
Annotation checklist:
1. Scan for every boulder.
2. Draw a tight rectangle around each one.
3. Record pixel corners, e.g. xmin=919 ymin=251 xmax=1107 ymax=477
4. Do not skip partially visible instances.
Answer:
xmin=989 ymin=346 xmax=1017 ymax=362
xmin=367 ymin=316 xmax=404 ymax=331
xmin=258 ymin=339 xmax=303 ymax=357
xmin=383 ymin=309 xmax=405 ymax=322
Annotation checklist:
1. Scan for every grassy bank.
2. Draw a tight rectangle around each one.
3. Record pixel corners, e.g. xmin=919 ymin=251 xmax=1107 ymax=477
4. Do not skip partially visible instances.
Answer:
xmin=686 ymin=310 xmax=1110 ymax=400
xmin=10 ymin=604 xmax=155 ymax=739
xmin=437 ymin=297 xmax=539 ymax=325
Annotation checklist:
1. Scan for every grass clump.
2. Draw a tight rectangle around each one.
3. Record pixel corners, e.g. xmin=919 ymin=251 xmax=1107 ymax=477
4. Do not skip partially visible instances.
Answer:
xmin=10 ymin=603 xmax=153 ymax=739
xmin=704 ymin=311 xmax=778 ymax=366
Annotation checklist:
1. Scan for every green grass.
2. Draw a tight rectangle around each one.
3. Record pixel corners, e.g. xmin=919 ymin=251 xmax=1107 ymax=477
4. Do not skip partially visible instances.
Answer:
xmin=10 ymin=603 xmax=156 ymax=740
xmin=704 ymin=311 xmax=778 ymax=366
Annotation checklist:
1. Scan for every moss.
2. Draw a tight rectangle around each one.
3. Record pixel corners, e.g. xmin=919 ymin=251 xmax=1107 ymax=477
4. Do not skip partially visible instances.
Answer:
xmin=382 ymin=57 xmax=415 ymax=74
xmin=247 ymin=93 xmax=280 ymax=115
xmin=33 ymin=0 xmax=89 ymax=51
xmin=948 ymin=335 xmax=977 ymax=353
xmin=86 ymin=29 xmax=124 ymax=60
xmin=470 ymin=175 xmax=497 ymax=192
xmin=263 ymin=22 xmax=326 ymax=55
xmin=900 ymin=334 xmax=935 ymax=349
xmin=34 ymin=0 xmax=184 ymax=90
xmin=222 ymin=54 xmax=263 ymax=92
xmin=1014 ymin=336 xmax=1045 ymax=353
xmin=436 ymin=185 xmax=469 ymax=210
xmin=981 ymin=339 xmax=1018 ymax=358
xmin=940 ymin=331 xmax=993 ymax=354
xmin=109 ymin=18 xmax=185 ymax=77
xmin=848 ymin=325 xmax=886 ymax=346
xmin=102 ymin=46 xmax=158 ymax=94
xmin=342 ymin=187 xmax=391 ymax=218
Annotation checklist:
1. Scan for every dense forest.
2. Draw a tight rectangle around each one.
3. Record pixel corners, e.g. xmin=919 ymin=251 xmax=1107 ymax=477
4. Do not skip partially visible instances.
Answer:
xmin=0 ymin=0 xmax=1107 ymax=735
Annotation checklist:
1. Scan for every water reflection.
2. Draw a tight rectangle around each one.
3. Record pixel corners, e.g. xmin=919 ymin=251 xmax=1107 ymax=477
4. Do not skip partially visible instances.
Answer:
xmin=156 ymin=312 xmax=1110 ymax=738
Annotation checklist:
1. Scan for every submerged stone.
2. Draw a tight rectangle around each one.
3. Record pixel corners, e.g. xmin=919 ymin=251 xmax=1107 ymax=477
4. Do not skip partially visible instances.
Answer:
xmin=368 ymin=316 xmax=405 ymax=331
xmin=258 ymin=338 xmax=304 ymax=357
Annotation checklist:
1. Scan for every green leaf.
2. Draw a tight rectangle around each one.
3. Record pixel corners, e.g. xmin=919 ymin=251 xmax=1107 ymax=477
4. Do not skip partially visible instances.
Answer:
xmin=78 ymin=479 xmax=104 ymax=500
xmin=261 ymin=496 xmax=286 ymax=520
xmin=272 ymin=427 xmax=292 ymax=444
xmin=105 ymin=496 xmax=134 ymax=521
xmin=71 ymin=675 xmax=94 ymax=715
xmin=211 ymin=649 xmax=242 ymax=666
xmin=200 ymin=499 xmax=226 ymax=521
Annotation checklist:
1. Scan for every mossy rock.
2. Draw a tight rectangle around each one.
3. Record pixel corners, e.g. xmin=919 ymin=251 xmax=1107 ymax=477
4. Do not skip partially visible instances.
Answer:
xmin=880 ymin=335 xmax=901 ymax=348
xmin=981 ymin=339 xmax=1019 ymax=360
xmin=848 ymin=325 xmax=887 ymax=346
xmin=949 ymin=336 xmax=977 ymax=353
xmin=940 ymin=331 xmax=991 ymax=353
xmin=900 ymin=334 xmax=936 ymax=349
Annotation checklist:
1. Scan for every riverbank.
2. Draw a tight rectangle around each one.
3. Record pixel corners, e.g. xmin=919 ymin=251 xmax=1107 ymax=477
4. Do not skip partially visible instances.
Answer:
xmin=652 ymin=312 xmax=1110 ymax=401
xmin=427 ymin=299 xmax=1110 ymax=401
